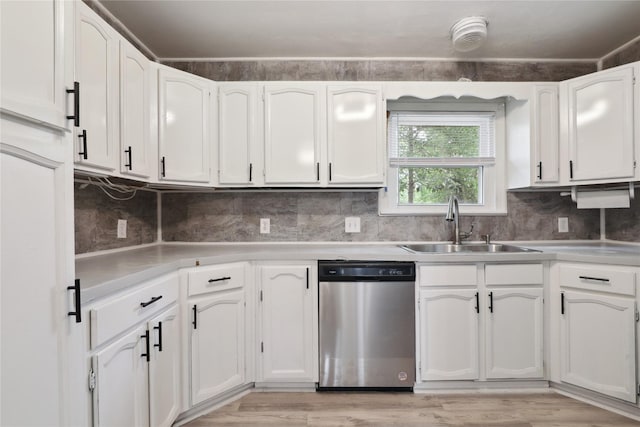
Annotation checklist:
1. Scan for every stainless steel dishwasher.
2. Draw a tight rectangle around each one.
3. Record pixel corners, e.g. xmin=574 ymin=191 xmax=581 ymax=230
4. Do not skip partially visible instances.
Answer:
xmin=318 ymin=261 xmax=416 ymax=390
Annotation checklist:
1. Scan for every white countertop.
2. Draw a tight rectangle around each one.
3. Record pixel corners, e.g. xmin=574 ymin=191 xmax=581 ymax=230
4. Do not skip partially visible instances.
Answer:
xmin=76 ymin=240 xmax=640 ymax=304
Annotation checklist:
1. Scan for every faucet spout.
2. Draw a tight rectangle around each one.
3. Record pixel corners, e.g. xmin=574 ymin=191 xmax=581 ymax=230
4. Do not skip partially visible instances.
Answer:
xmin=445 ymin=195 xmax=461 ymax=245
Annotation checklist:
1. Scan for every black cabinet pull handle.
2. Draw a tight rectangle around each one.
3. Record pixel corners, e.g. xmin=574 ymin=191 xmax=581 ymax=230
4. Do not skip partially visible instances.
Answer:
xmin=569 ymin=160 xmax=574 ymax=179
xmin=249 ymin=163 xmax=253 ymax=182
xmin=192 ymin=305 xmax=197 ymax=329
xmin=306 ymin=268 xmax=309 ymax=289
xmin=561 ymin=292 xmax=565 ymax=315
xmin=153 ymin=322 xmax=163 ymax=352
xmin=161 ymin=156 xmax=166 ymax=177
xmin=78 ymin=130 xmax=88 ymax=160
xmin=208 ymin=276 xmax=231 ymax=283
xmin=474 ymin=292 xmax=479 ymax=314
xmin=329 ymin=163 xmax=332 ymax=181
xmin=141 ymin=329 xmax=150 ymax=362
xmin=316 ymin=162 xmax=320 ymax=181
xmin=67 ymin=279 xmax=82 ymax=323
xmin=140 ymin=295 xmax=162 ymax=308
xmin=537 ymin=162 xmax=542 ymax=180
xmin=124 ymin=146 xmax=132 ymax=170
xmin=488 ymin=291 xmax=494 ymax=313
xmin=578 ymin=275 xmax=610 ymax=283
xmin=66 ymin=81 xmax=80 ymax=127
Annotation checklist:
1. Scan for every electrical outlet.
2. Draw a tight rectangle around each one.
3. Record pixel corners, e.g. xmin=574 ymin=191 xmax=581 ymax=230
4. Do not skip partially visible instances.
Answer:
xmin=345 ymin=217 xmax=361 ymax=233
xmin=558 ymin=217 xmax=569 ymax=233
xmin=117 ymin=219 xmax=127 ymax=238
xmin=260 ymin=218 xmax=270 ymax=234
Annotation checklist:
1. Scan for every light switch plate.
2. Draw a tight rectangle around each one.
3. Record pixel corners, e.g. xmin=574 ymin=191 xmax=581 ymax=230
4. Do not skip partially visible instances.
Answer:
xmin=117 ymin=219 xmax=127 ymax=238
xmin=260 ymin=218 xmax=270 ymax=234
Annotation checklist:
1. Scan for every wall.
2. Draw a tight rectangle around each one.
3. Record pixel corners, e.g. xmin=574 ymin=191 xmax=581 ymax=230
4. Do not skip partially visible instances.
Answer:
xmin=162 ymin=191 xmax=599 ymax=243
xmin=75 ymin=182 xmax=158 ymax=254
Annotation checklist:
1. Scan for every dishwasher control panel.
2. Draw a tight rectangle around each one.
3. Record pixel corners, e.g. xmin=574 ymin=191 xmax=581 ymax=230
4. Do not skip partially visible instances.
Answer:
xmin=318 ymin=261 xmax=415 ymax=281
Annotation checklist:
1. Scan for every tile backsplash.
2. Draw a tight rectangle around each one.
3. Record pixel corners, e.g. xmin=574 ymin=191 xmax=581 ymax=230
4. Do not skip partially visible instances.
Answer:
xmin=161 ymin=191 xmax=601 ymax=243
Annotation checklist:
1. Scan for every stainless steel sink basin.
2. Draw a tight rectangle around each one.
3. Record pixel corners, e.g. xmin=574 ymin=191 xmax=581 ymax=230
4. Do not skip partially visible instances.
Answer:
xmin=399 ymin=243 xmax=540 ymax=253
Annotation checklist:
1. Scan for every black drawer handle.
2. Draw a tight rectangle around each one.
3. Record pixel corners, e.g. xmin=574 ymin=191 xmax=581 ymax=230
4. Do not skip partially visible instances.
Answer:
xmin=66 ymin=81 xmax=80 ymax=127
xmin=140 ymin=295 xmax=163 ymax=308
xmin=141 ymin=329 xmax=150 ymax=362
xmin=161 ymin=156 xmax=166 ymax=177
xmin=192 ymin=305 xmax=197 ymax=329
xmin=124 ymin=146 xmax=132 ymax=170
xmin=488 ymin=291 xmax=494 ymax=313
xmin=154 ymin=322 xmax=163 ymax=352
xmin=67 ymin=279 xmax=82 ymax=323
xmin=537 ymin=162 xmax=542 ymax=180
xmin=578 ymin=275 xmax=610 ymax=283
xmin=474 ymin=292 xmax=479 ymax=314
xmin=561 ymin=292 xmax=565 ymax=315
xmin=208 ymin=276 xmax=231 ymax=283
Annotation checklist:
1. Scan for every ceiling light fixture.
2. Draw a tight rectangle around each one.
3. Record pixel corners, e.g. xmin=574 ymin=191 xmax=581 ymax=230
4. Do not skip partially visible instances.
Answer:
xmin=450 ymin=16 xmax=488 ymax=52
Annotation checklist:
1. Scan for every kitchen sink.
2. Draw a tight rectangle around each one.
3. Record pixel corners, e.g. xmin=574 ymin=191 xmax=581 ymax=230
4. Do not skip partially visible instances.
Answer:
xmin=399 ymin=243 xmax=540 ymax=253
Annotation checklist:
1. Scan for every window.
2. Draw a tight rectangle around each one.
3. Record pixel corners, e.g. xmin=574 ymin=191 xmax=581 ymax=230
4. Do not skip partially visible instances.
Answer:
xmin=379 ymin=99 xmax=506 ymax=215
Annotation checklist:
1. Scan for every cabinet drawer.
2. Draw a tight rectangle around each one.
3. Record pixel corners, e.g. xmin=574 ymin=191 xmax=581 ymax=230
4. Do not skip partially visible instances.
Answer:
xmin=188 ymin=262 xmax=246 ymax=296
xmin=559 ymin=264 xmax=636 ymax=296
xmin=485 ymin=263 xmax=543 ymax=286
xmin=90 ymin=273 xmax=178 ymax=349
xmin=418 ymin=264 xmax=477 ymax=286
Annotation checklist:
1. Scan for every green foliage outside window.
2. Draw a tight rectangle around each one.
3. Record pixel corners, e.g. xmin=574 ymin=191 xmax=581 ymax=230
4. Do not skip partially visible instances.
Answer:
xmin=397 ymin=124 xmax=481 ymax=205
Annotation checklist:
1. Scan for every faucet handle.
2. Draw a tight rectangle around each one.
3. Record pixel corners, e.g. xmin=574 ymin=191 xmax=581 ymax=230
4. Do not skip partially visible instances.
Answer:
xmin=481 ymin=234 xmax=491 ymax=244
xmin=460 ymin=223 xmax=474 ymax=241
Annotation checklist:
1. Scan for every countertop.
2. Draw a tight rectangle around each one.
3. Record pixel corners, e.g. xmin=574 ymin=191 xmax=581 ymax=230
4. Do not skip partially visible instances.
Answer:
xmin=76 ymin=240 xmax=640 ymax=304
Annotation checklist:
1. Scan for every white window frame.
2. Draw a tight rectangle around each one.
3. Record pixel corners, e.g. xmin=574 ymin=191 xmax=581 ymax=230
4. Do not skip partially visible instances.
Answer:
xmin=379 ymin=100 xmax=507 ymax=216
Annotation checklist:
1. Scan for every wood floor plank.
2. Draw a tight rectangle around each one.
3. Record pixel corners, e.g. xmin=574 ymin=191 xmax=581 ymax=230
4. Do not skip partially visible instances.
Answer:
xmin=182 ymin=391 xmax=640 ymax=426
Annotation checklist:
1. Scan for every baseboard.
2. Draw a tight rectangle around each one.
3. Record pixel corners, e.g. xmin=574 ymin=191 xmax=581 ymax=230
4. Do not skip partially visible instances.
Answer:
xmin=254 ymin=382 xmax=317 ymax=391
xmin=413 ymin=380 xmax=550 ymax=392
xmin=551 ymin=382 xmax=640 ymax=422
xmin=172 ymin=384 xmax=253 ymax=426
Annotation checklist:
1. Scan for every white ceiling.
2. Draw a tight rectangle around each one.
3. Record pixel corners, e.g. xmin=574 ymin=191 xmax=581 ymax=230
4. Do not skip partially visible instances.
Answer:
xmin=97 ymin=0 xmax=640 ymax=61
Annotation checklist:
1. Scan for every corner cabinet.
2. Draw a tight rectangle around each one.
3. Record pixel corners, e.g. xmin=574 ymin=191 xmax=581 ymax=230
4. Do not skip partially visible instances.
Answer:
xmin=257 ymin=263 xmax=318 ymax=383
xmin=327 ymin=85 xmax=385 ymax=185
xmin=157 ymin=65 xmax=213 ymax=184
xmin=263 ymin=85 xmax=324 ymax=185
xmin=561 ymin=63 xmax=639 ymax=184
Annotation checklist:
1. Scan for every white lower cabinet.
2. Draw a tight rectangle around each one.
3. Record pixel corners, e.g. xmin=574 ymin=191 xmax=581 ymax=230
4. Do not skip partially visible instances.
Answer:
xmin=257 ymin=263 xmax=318 ymax=383
xmin=419 ymin=289 xmax=479 ymax=380
xmin=418 ymin=263 xmax=544 ymax=383
xmin=558 ymin=263 xmax=638 ymax=403
xmin=89 ymin=273 xmax=180 ymax=427
xmin=187 ymin=263 xmax=247 ymax=405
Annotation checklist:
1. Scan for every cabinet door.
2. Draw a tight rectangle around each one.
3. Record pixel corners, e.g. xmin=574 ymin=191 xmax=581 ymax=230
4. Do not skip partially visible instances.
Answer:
xmin=0 ymin=0 xmax=72 ymax=130
xmin=158 ymin=67 xmax=211 ymax=183
xmin=560 ymin=290 xmax=637 ymax=403
xmin=419 ymin=289 xmax=479 ymax=381
xmin=259 ymin=265 xmax=317 ymax=382
xmin=327 ymin=86 xmax=384 ymax=185
xmin=75 ymin=2 xmax=119 ymax=171
xmin=120 ymin=39 xmax=150 ymax=178
xmin=264 ymin=86 xmax=323 ymax=184
xmin=1 ymin=124 xmax=79 ymax=426
xmin=190 ymin=289 xmax=245 ymax=405
xmin=93 ymin=325 xmax=149 ymax=427
xmin=532 ymin=85 xmax=559 ymax=184
xmin=218 ymin=84 xmax=258 ymax=185
xmin=149 ymin=306 xmax=181 ymax=427
xmin=485 ymin=288 xmax=543 ymax=379
xmin=567 ymin=66 xmax=635 ymax=182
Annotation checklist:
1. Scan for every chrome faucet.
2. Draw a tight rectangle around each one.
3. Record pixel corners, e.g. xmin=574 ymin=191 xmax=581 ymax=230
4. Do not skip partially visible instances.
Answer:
xmin=445 ymin=195 xmax=473 ymax=244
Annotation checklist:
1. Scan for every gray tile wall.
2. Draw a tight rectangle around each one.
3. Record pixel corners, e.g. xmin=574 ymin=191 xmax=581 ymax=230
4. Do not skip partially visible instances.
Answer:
xmin=162 ymin=191 xmax=600 ymax=243
xmin=75 ymin=183 xmax=158 ymax=254
xmin=161 ymin=60 xmax=595 ymax=82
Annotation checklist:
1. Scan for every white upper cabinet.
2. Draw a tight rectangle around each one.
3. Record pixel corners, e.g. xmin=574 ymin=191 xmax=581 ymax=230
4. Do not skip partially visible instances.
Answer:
xmin=562 ymin=63 xmax=637 ymax=183
xmin=264 ymin=85 xmax=324 ymax=185
xmin=0 ymin=0 xmax=74 ymax=131
xmin=327 ymin=85 xmax=385 ymax=185
xmin=75 ymin=2 xmax=119 ymax=172
xmin=158 ymin=65 xmax=212 ymax=184
xmin=119 ymin=39 xmax=151 ymax=179
xmin=218 ymin=83 xmax=259 ymax=185
xmin=532 ymin=85 xmax=560 ymax=184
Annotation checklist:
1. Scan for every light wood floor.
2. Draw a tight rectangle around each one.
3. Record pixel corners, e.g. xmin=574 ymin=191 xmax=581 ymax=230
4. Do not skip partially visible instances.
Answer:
xmin=184 ymin=391 xmax=640 ymax=426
